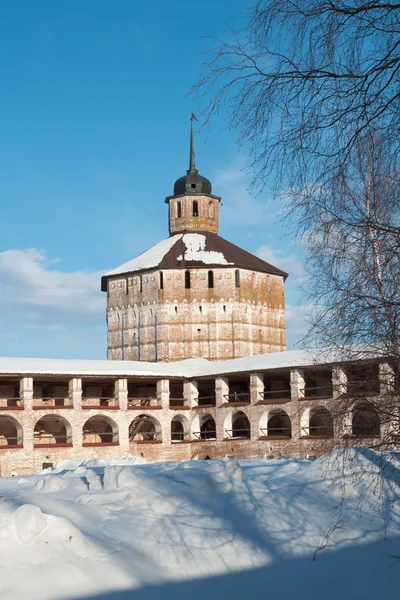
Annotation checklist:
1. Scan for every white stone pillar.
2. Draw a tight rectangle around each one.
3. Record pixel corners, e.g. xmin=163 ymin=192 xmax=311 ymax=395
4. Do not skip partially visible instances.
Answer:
xmin=68 ymin=378 xmax=82 ymax=449
xmin=69 ymin=377 xmax=82 ymax=409
xmin=184 ymin=379 xmax=198 ymax=407
xmin=378 ymin=363 xmax=396 ymax=439
xmin=215 ymin=377 xmax=229 ymax=407
xmin=290 ymin=369 xmax=305 ymax=401
xmin=20 ymin=377 xmax=33 ymax=410
xmin=250 ymin=373 xmax=264 ymax=404
xmin=115 ymin=378 xmax=128 ymax=410
xmin=379 ymin=362 xmax=395 ymax=395
xmin=20 ymin=378 xmax=34 ymax=453
xmin=216 ymin=408 xmax=230 ymax=441
xmin=157 ymin=379 xmax=170 ymax=408
xmin=117 ymin=415 xmax=130 ymax=453
xmin=332 ymin=366 xmax=347 ymax=398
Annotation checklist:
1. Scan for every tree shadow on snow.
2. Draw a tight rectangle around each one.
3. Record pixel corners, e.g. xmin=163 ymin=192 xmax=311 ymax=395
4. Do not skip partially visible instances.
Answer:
xmin=77 ymin=535 xmax=400 ymax=600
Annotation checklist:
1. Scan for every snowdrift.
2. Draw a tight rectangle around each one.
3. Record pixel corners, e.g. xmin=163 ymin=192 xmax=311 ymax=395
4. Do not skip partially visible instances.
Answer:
xmin=0 ymin=450 xmax=399 ymax=600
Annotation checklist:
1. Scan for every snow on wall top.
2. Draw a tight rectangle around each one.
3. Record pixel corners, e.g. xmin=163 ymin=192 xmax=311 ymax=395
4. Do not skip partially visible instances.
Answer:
xmin=104 ymin=235 xmax=183 ymax=277
xmin=0 ymin=347 xmax=378 ymax=379
xmin=177 ymin=234 xmax=232 ymax=265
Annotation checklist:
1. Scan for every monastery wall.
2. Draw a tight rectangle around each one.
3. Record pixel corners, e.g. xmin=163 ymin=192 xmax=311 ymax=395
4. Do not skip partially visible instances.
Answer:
xmin=0 ymin=361 xmax=393 ymax=477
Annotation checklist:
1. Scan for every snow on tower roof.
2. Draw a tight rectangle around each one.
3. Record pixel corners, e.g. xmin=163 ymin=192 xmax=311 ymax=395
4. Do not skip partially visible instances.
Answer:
xmin=103 ymin=235 xmax=183 ymax=278
xmin=101 ymin=232 xmax=287 ymax=290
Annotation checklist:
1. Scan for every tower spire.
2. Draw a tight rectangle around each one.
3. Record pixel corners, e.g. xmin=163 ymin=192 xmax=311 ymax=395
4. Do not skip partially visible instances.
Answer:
xmin=189 ymin=113 xmax=197 ymax=172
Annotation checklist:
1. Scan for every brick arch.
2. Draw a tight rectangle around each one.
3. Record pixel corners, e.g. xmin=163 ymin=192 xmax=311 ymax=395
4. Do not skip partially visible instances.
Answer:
xmin=129 ymin=414 xmax=162 ymax=442
xmin=171 ymin=414 xmax=190 ymax=442
xmin=198 ymin=413 xmax=216 ymax=440
xmin=266 ymin=409 xmax=292 ymax=438
xmin=191 ymin=451 xmax=213 ymax=460
xmin=0 ymin=415 xmax=23 ymax=447
xmin=233 ymin=411 xmax=250 ymax=438
xmin=83 ymin=415 xmax=119 ymax=445
xmin=34 ymin=414 xmax=72 ymax=446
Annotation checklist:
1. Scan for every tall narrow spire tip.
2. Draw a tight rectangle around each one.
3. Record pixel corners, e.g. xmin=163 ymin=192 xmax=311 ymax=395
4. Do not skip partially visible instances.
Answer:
xmin=189 ymin=113 xmax=197 ymax=172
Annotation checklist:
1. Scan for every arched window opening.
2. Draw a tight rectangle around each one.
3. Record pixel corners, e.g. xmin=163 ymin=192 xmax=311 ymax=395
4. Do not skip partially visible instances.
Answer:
xmin=0 ymin=416 xmax=22 ymax=448
xmin=193 ymin=200 xmax=199 ymax=217
xmin=200 ymin=415 xmax=216 ymax=440
xmin=171 ymin=415 xmax=190 ymax=442
xmin=209 ymin=200 xmax=214 ymax=219
xmin=199 ymin=305 xmax=202 ymax=313
xmin=160 ymin=272 xmax=164 ymax=290
xmin=177 ymin=201 xmax=182 ymax=218
xmin=235 ymin=269 xmax=240 ymax=288
xmin=175 ymin=306 xmax=178 ymax=314
xmin=130 ymin=415 xmax=162 ymax=442
xmin=192 ymin=453 xmax=211 ymax=460
xmin=34 ymin=415 xmax=72 ymax=446
xmin=252 ymin=272 xmax=257 ymax=290
xmin=352 ymin=404 xmax=380 ymax=437
xmin=185 ymin=270 xmax=191 ymax=289
xmin=139 ymin=275 xmax=143 ymax=293
xmin=83 ymin=416 xmax=118 ymax=445
xmin=223 ymin=305 xmax=226 ymax=313
xmin=208 ymin=270 xmax=214 ymax=289
xmin=171 ymin=420 xmax=184 ymax=442
xmin=231 ymin=411 xmax=250 ymax=439
xmin=308 ymin=408 xmax=333 ymax=437
xmin=267 ymin=410 xmax=292 ymax=438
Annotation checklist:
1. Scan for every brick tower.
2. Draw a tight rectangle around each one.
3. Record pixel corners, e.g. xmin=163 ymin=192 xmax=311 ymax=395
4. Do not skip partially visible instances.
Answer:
xmin=102 ymin=118 xmax=287 ymax=362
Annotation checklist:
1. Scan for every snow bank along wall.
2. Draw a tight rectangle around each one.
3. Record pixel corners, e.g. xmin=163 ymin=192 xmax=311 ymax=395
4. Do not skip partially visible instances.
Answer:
xmin=0 ymin=352 xmax=395 ymax=476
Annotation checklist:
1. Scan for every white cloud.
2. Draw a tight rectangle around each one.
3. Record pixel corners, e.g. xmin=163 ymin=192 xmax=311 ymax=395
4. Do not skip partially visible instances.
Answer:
xmin=285 ymin=303 xmax=310 ymax=334
xmin=256 ymin=244 xmax=304 ymax=279
xmin=0 ymin=249 xmax=105 ymax=327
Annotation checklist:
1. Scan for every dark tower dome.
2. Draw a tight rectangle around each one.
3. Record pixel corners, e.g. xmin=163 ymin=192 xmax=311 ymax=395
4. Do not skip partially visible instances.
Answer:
xmin=173 ymin=115 xmax=212 ymax=196
xmin=173 ymin=171 xmax=212 ymax=195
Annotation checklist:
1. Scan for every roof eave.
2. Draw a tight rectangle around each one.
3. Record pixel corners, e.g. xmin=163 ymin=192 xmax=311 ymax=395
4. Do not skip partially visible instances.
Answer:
xmin=165 ymin=192 xmax=222 ymax=204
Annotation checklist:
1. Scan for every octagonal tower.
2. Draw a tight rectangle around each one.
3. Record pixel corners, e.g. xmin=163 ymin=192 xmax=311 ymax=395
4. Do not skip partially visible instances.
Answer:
xmin=101 ymin=119 xmax=287 ymax=362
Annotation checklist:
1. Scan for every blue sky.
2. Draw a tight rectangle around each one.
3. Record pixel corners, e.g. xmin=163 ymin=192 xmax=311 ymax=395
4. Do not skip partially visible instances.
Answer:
xmin=0 ymin=0 xmax=307 ymax=359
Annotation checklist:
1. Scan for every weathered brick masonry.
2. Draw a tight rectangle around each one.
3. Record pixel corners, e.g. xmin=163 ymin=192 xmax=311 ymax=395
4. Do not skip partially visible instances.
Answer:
xmin=0 ymin=354 xmax=394 ymax=476
xmin=102 ymin=125 xmax=287 ymax=362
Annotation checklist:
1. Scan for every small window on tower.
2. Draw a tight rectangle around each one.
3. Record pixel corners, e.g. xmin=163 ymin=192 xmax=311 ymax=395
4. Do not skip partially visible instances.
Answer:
xmin=193 ymin=201 xmax=198 ymax=217
xmin=139 ymin=275 xmax=143 ymax=293
xmin=160 ymin=272 xmax=164 ymax=290
xmin=185 ymin=270 xmax=191 ymax=289
xmin=235 ymin=269 xmax=240 ymax=288
xmin=177 ymin=201 xmax=182 ymax=218
xmin=209 ymin=201 xmax=214 ymax=219
xmin=191 ymin=183 xmax=196 ymax=189
xmin=208 ymin=270 xmax=214 ymax=289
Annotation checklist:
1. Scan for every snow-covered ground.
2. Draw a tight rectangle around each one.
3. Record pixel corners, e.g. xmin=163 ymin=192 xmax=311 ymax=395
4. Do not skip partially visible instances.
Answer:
xmin=0 ymin=449 xmax=399 ymax=600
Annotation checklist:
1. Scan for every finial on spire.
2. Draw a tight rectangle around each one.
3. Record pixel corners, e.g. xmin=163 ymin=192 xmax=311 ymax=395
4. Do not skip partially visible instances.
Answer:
xmin=189 ymin=113 xmax=198 ymax=172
